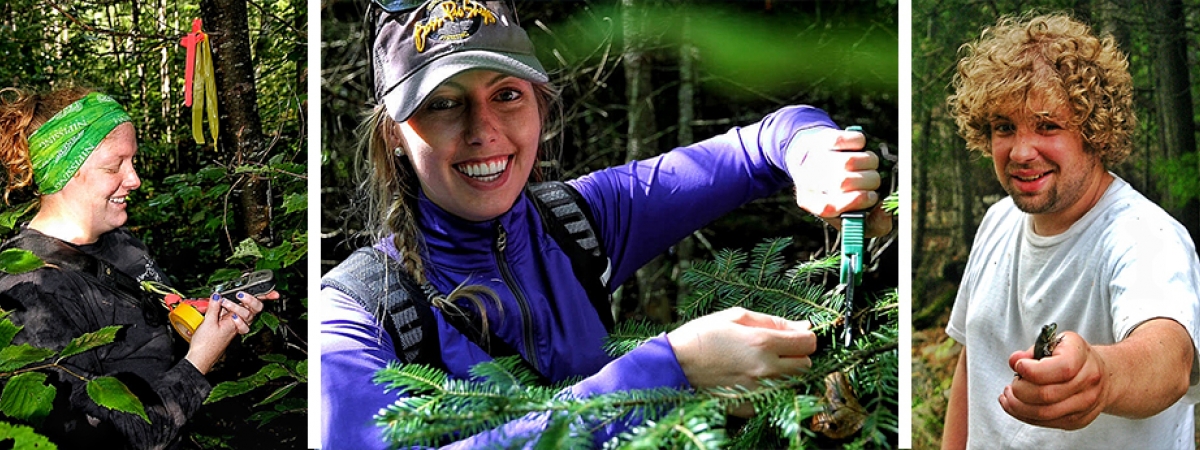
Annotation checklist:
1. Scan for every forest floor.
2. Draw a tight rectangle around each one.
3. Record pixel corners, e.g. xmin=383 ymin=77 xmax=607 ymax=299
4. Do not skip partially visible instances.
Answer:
xmin=911 ymin=309 xmax=1200 ymax=449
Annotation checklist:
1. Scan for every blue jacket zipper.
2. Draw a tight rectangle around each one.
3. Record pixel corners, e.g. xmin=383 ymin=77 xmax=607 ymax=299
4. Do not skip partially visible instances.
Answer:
xmin=494 ymin=222 xmax=542 ymax=375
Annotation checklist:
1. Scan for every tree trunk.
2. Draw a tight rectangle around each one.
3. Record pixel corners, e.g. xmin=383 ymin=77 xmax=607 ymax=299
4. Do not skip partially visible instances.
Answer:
xmin=1145 ymin=0 xmax=1198 ymax=241
xmin=673 ymin=12 xmax=696 ymax=311
xmin=953 ymin=134 xmax=976 ymax=249
xmin=913 ymin=107 xmax=932 ymax=276
xmin=622 ymin=0 xmax=671 ymax=324
xmin=202 ymin=0 xmax=272 ymax=244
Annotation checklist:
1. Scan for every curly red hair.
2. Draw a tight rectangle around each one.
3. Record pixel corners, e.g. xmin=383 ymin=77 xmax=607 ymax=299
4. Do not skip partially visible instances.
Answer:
xmin=0 ymin=86 xmax=93 ymax=203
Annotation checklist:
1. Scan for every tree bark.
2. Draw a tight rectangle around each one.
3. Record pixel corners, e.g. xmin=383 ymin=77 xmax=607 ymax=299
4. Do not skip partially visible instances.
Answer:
xmin=673 ymin=12 xmax=696 ymax=311
xmin=1145 ymin=0 xmax=1198 ymax=240
xmin=953 ymin=134 xmax=976 ymax=249
xmin=202 ymin=0 xmax=272 ymax=244
xmin=622 ymin=0 xmax=671 ymax=324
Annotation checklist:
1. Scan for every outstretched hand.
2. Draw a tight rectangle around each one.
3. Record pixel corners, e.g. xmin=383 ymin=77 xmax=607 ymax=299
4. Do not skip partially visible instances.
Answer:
xmin=667 ymin=307 xmax=816 ymax=417
xmin=786 ymin=128 xmax=891 ymax=237
xmin=185 ymin=290 xmax=279 ymax=374
xmin=1000 ymin=319 xmax=1193 ymax=430
xmin=1000 ymin=331 xmax=1110 ymax=430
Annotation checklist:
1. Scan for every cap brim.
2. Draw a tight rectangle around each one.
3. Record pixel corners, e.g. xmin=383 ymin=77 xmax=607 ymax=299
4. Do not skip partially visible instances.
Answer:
xmin=383 ymin=50 xmax=548 ymax=122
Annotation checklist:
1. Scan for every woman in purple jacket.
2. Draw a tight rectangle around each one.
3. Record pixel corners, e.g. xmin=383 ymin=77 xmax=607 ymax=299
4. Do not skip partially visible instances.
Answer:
xmin=320 ymin=1 xmax=890 ymax=448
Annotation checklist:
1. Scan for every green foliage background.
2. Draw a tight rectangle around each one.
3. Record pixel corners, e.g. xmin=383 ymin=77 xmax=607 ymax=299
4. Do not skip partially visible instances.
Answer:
xmin=0 ymin=0 xmax=307 ymax=448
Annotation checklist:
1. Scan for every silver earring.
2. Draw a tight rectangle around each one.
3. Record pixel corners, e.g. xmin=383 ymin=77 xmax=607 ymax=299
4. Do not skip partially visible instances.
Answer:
xmin=394 ymin=147 xmax=404 ymax=157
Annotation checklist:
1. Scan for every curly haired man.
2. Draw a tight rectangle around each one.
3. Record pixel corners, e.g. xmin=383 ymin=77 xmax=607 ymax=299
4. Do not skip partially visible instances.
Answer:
xmin=942 ymin=13 xmax=1200 ymax=449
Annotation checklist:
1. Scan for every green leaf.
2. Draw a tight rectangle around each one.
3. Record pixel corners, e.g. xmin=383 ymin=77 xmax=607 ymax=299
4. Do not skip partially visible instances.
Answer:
xmin=0 ymin=201 xmax=37 ymax=234
xmin=205 ymin=380 xmax=256 ymax=404
xmin=85 ymin=377 xmax=149 ymax=423
xmin=177 ymin=185 xmax=202 ymax=203
xmin=205 ymin=268 xmax=243 ymax=286
xmin=295 ymin=359 xmax=308 ymax=382
xmin=197 ymin=166 xmax=227 ymax=181
xmin=0 ymin=345 xmax=55 ymax=371
xmin=146 ymin=193 xmax=175 ymax=209
xmin=247 ymin=410 xmax=281 ymax=427
xmin=281 ymin=193 xmax=306 ymax=215
xmin=259 ymin=353 xmax=287 ymax=364
xmin=255 ymin=383 xmax=295 ymax=407
xmin=59 ymin=325 xmax=121 ymax=359
xmin=0 ymin=314 xmax=21 ymax=350
xmin=0 ymin=249 xmax=44 ymax=275
xmin=255 ymin=363 xmax=290 ymax=381
xmin=230 ymin=239 xmax=262 ymax=261
xmin=233 ymin=164 xmax=268 ymax=174
xmin=0 ymin=420 xmax=57 ymax=449
xmin=257 ymin=311 xmax=280 ymax=334
xmin=0 ymin=372 xmax=55 ymax=424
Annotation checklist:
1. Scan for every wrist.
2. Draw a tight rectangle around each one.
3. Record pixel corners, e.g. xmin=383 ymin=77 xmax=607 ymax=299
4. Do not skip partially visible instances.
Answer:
xmin=185 ymin=353 xmax=214 ymax=375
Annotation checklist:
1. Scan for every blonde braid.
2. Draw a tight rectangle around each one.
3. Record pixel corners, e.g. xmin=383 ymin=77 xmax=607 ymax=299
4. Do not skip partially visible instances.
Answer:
xmin=356 ymin=106 xmax=501 ymax=336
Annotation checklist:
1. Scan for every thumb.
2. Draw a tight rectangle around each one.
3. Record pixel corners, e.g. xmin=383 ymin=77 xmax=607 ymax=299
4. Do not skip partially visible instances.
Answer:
xmin=201 ymin=293 xmax=223 ymax=325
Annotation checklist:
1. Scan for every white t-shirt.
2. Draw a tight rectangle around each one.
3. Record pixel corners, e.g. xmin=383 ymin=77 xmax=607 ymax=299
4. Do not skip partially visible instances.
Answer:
xmin=947 ymin=175 xmax=1200 ymax=449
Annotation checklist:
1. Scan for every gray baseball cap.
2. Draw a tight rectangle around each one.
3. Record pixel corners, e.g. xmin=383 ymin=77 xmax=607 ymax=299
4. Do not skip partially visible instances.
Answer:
xmin=372 ymin=0 xmax=548 ymax=122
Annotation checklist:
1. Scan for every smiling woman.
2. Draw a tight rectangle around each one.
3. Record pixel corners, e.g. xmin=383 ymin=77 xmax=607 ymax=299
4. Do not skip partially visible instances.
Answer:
xmin=319 ymin=0 xmax=891 ymax=448
xmin=0 ymin=87 xmax=275 ymax=449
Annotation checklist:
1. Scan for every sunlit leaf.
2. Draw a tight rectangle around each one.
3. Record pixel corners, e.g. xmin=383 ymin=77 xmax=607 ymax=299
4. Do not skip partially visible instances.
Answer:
xmin=0 ymin=345 xmax=55 ymax=371
xmin=59 ymin=325 xmax=121 ymax=359
xmin=230 ymin=239 xmax=262 ymax=260
xmin=0 ymin=313 xmax=21 ymax=349
xmin=0 ymin=249 xmax=44 ymax=275
xmin=0 ymin=420 xmax=57 ymax=450
xmin=282 ymin=193 xmax=306 ymax=215
xmin=86 ymin=377 xmax=149 ymax=423
xmin=0 ymin=372 xmax=55 ymax=424
xmin=0 ymin=201 xmax=37 ymax=233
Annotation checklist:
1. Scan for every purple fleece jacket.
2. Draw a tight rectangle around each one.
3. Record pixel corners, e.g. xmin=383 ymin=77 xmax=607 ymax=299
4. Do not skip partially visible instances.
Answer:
xmin=320 ymin=106 xmax=837 ymax=449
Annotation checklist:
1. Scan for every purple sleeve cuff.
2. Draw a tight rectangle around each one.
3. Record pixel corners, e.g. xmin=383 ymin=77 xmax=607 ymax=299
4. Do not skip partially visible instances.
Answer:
xmin=567 ymin=334 xmax=691 ymax=443
xmin=570 ymin=334 xmax=690 ymax=396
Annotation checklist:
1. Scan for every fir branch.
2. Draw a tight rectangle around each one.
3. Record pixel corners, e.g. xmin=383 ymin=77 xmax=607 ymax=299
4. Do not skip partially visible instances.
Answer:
xmin=376 ymin=238 xmax=898 ymax=448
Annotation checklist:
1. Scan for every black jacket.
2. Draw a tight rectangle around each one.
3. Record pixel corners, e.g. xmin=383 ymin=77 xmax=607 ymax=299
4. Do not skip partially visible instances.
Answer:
xmin=0 ymin=227 xmax=210 ymax=450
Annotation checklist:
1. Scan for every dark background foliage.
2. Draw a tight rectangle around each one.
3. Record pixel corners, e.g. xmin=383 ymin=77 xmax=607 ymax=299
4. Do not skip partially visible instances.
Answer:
xmin=0 ymin=0 xmax=307 ymax=447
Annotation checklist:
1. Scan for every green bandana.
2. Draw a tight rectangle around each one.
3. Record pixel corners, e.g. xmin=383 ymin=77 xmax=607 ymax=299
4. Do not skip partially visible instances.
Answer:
xmin=27 ymin=92 xmax=131 ymax=194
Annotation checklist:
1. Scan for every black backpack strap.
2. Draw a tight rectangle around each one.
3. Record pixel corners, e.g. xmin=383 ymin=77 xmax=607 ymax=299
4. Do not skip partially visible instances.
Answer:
xmin=322 ymin=247 xmax=549 ymax=384
xmin=527 ymin=181 xmax=614 ymax=331
xmin=321 ymin=247 xmax=444 ymax=369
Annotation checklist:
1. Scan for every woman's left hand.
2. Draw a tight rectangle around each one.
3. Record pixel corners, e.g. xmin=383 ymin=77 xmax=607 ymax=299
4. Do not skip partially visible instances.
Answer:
xmin=184 ymin=290 xmax=279 ymax=374
xmin=786 ymin=127 xmax=892 ymax=237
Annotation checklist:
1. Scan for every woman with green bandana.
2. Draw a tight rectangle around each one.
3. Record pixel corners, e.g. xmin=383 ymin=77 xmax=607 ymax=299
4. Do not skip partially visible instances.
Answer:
xmin=0 ymin=87 xmax=276 ymax=449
